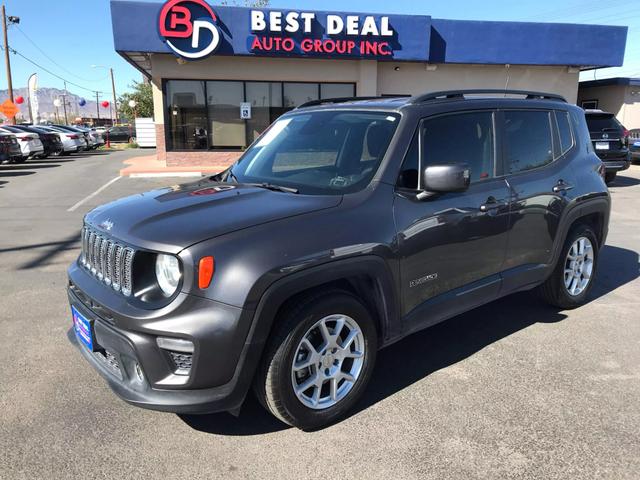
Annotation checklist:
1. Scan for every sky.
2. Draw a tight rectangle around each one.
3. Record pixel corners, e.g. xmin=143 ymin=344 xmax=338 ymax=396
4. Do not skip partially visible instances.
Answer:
xmin=1 ymin=0 xmax=638 ymax=100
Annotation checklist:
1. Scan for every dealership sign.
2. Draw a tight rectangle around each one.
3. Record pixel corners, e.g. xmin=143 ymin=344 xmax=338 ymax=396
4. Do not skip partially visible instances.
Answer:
xmin=159 ymin=0 xmax=221 ymax=58
xmin=156 ymin=1 xmax=431 ymax=61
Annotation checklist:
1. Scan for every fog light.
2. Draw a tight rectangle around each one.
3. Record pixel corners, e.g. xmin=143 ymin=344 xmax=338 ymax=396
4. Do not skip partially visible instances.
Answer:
xmin=156 ymin=337 xmax=194 ymax=353
xmin=135 ymin=363 xmax=144 ymax=382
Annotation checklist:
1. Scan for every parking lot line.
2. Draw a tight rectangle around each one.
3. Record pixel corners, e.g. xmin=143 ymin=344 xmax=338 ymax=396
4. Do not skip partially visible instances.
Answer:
xmin=67 ymin=176 xmax=122 ymax=212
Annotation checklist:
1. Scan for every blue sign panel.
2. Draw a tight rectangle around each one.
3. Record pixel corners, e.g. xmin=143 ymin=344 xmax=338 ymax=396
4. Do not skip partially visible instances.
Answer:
xmin=112 ymin=1 xmax=431 ymax=61
xmin=111 ymin=1 xmax=627 ymax=68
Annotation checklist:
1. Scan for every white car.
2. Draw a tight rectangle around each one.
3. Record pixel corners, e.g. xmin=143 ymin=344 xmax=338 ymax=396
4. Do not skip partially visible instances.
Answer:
xmin=76 ymin=127 xmax=104 ymax=149
xmin=37 ymin=126 xmax=86 ymax=154
xmin=0 ymin=126 xmax=44 ymax=160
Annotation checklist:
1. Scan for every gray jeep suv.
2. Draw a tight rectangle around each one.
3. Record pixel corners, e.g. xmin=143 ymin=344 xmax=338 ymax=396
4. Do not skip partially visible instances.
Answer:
xmin=68 ymin=90 xmax=610 ymax=430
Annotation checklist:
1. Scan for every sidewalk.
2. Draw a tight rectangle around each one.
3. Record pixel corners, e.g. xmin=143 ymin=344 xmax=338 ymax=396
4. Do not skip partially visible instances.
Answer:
xmin=120 ymin=154 xmax=234 ymax=177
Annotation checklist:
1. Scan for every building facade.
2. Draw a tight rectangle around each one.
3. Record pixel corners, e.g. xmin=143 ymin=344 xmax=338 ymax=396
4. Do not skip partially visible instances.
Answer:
xmin=578 ymin=78 xmax=640 ymax=130
xmin=110 ymin=1 xmax=628 ymax=166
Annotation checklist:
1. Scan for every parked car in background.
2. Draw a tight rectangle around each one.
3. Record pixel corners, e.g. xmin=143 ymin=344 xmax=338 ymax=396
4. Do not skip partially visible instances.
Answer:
xmin=584 ymin=109 xmax=631 ymax=184
xmin=77 ymin=126 xmax=105 ymax=149
xmin=51 ymin=125 xmax=93 ymax=150
xmin=0 ymin=132 xmax=23 ymax=164
xmin=0 ymin=125 xmax=44 ymax=161
xmin=629 ymin=129 xmax=640 ymax=163
xmin=38 ymin=126 xmax=86 ymax=154
xmin=11 ymin=125 xmax=64 ymax=158
xmin=68 ymin=90 xmax=611 ymax=430
xmin=105 ymin=125 xmax=133 ymax=143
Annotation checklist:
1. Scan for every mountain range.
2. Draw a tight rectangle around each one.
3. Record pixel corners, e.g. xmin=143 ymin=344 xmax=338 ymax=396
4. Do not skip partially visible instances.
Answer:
xmin=0 ymin=87 xmax=112 ymax=122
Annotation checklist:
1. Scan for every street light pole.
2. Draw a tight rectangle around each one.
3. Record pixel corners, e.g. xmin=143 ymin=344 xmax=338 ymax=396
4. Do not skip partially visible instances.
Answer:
xmin=1 ymin=4 xmax=16 ymax=124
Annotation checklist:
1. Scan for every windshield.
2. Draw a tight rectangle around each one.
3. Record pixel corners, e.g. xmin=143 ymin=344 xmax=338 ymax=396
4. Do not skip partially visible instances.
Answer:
xmin=226 ymin=110 xmax=400 ymax=195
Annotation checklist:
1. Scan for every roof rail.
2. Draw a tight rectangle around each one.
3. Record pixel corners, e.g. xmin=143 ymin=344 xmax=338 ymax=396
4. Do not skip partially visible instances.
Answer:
xmin=409 ymin=89 xmax=567 ymax=104
xmin=297 ymin=96 xmax=387 ymax=109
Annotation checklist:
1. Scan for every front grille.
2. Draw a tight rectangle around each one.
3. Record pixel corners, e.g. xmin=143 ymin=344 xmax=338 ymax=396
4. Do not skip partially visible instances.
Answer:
xmin=81 ymin=226 xmax=135 ymax=297
xmin=169 ymin=352 xmax=193 ymax=375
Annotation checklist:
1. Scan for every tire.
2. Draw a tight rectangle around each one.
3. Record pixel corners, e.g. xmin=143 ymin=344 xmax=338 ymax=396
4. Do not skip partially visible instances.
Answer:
xmin=254 ymin=290 xmax=378 ymax=430
xmin=14 ymin=156 xmax=27 ymax=164
xmin=536 ymin=225 xmax=599 ymax=309
xmin=604 ymin=171 xmax=616 ymax=185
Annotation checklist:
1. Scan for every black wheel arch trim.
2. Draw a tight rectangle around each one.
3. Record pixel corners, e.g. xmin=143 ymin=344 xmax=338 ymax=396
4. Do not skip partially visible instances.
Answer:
xmin=247 ymin=255 xmax=400 ymax=349
xmin=549 ymin=194 xmax=610 ymax=269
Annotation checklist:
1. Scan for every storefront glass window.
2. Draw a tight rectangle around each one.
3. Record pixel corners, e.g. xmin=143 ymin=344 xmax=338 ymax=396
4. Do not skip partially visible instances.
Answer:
xmin=166 ymin=80 xmax=207 ymax=150
xmin=245 ymin=82 xmax=283 ymax=144
xmin=321 ymin=83 xmax=355 ymax=99
xmin=165 ymin=80 xmax=355 ymax=151
xmin=283 ymin=83 xmax=319 ymax=108
xmin=207 ymin=81 xmax=245 ymax=149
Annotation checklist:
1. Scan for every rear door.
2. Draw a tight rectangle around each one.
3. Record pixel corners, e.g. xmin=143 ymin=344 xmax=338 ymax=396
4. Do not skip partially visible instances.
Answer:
xmin=500 ymin=109 xmax=575 ymax=283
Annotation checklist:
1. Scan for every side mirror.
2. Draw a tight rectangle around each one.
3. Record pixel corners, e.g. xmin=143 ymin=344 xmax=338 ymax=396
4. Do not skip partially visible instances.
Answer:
xmin=421 ymin=163 xmax=470 ymax=195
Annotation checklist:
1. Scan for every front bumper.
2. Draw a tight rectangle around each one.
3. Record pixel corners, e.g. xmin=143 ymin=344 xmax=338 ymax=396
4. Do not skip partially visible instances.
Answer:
xmin=67 ymin=263 xmax=263 ymax=414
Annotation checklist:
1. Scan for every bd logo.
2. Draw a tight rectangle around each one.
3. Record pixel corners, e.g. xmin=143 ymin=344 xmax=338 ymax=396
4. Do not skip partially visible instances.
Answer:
xmin=159 ymin=0 xmax=220 ymax=59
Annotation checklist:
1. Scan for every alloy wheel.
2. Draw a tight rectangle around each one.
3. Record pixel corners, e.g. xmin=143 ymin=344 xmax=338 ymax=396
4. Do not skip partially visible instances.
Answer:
xmin=564 ymin=236 xmax=594 ymax=296
xmin=291 ymin=314 xmax=365 ymax=410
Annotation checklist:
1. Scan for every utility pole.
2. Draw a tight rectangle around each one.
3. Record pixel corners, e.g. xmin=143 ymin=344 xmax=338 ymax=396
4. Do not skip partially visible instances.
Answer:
xmin=95 ymin=91 xmax=100 ymax=121
xmin=1 ymin=3 xmax=16 ymax=124
xmin=110 ymin=68 xmax=118 ymax=125
xmin=61 ymin=81 xmax=69 ymax=125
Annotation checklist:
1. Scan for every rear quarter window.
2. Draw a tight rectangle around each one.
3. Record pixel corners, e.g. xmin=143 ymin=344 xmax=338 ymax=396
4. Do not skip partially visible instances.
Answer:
xmin=555 ymin=111 xmax=574 ymax=155
xmin=570 ymin=109 xmax=594 ymax=153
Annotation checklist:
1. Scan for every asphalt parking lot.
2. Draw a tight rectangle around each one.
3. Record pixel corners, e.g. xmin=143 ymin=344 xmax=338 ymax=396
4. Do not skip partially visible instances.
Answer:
xmin=1 ymin=150 xmax=639 ymax=479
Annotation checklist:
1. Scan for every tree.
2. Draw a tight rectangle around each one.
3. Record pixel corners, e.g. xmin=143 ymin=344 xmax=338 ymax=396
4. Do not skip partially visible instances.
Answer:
xmin=117 ymin=81 xmax=153 ymax=120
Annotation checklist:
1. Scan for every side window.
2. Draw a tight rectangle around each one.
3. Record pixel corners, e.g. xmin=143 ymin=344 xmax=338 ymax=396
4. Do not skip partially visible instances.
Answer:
xmin=397 ymin=131 xmax=419 ymax=189
xmin=422 ymin=111 xmax=495 ymax=182
xmin=555 ymin=111 xmax=574 ymax=155
xmin=504 ymin=110 xmax=553 ymax=174
xmin=569 ymin=108 xmax=594 ymax=153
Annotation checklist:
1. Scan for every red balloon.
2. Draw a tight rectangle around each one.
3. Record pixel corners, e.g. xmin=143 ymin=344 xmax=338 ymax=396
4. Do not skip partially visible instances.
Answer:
xmin=101 ymin=100 xmax=110 ymax=108
xmin=15 ymin=96 xmax=24 ymax=104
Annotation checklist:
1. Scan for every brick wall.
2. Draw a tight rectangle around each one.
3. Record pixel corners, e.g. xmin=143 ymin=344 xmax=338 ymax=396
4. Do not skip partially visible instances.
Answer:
xmin=155 ymin=123 xmax=242 ymax=168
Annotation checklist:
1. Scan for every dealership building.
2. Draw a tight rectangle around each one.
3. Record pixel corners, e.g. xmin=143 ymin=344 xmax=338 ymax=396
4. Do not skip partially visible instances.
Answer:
xmin=110 ymin=0 xmax=627 ymax=166
xmin=578 ymin=77 xmax=640 ymax=130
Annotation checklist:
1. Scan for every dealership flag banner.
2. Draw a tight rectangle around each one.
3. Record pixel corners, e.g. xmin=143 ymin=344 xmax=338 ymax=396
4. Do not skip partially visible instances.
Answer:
xmin=28 ymin=73 xmax=39 ymax=124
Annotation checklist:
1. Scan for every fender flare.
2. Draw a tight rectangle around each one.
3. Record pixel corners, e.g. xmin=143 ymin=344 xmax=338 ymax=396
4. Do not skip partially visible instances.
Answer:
xmin=548 ymin=195 xmax=610 ymax=270
xmin=246 ymin=255 xmax=400 ymax=349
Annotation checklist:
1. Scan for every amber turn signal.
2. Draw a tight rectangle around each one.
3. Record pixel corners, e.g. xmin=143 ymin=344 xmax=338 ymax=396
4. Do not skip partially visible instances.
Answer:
xmin=198 ymin=256 xmax=214 ymax=289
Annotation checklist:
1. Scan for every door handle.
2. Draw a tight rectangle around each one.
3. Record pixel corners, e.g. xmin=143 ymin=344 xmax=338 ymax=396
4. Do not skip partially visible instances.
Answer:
xmin=552 ymin=180 xmax=573 ymax=193
xmin=479 ymin=196 xmax=507 ymax=213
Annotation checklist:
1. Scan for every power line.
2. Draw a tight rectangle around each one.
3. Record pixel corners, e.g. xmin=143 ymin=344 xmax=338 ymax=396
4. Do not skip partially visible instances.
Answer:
xmin=13 ymin=24 xmax=109 ymax=84
xmin=1 ymin=44 xmax=106 ymax=95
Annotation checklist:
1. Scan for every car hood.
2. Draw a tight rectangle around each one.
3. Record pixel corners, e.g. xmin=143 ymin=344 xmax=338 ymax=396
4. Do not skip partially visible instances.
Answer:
xmin=85 ymin=181 xmax=342 ymax=254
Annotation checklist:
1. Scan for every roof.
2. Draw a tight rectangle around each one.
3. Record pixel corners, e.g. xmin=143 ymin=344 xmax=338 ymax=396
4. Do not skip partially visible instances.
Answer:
xmin=110 ymin=1 xmax=628 ymax=77
xmin=579 ymin=77 xmax=640 ymax=88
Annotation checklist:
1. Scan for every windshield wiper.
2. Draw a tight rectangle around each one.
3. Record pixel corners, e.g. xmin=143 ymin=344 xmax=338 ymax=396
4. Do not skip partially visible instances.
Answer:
xmin=226 ymin=169 xmax=240 ymax=183
xmin=250 ymin=182 xmax=299 ymax=194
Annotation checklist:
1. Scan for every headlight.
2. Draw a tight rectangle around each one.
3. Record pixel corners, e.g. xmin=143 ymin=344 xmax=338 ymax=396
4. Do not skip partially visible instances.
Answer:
xmin=155 ymin=254 xmax=181 ymax=297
